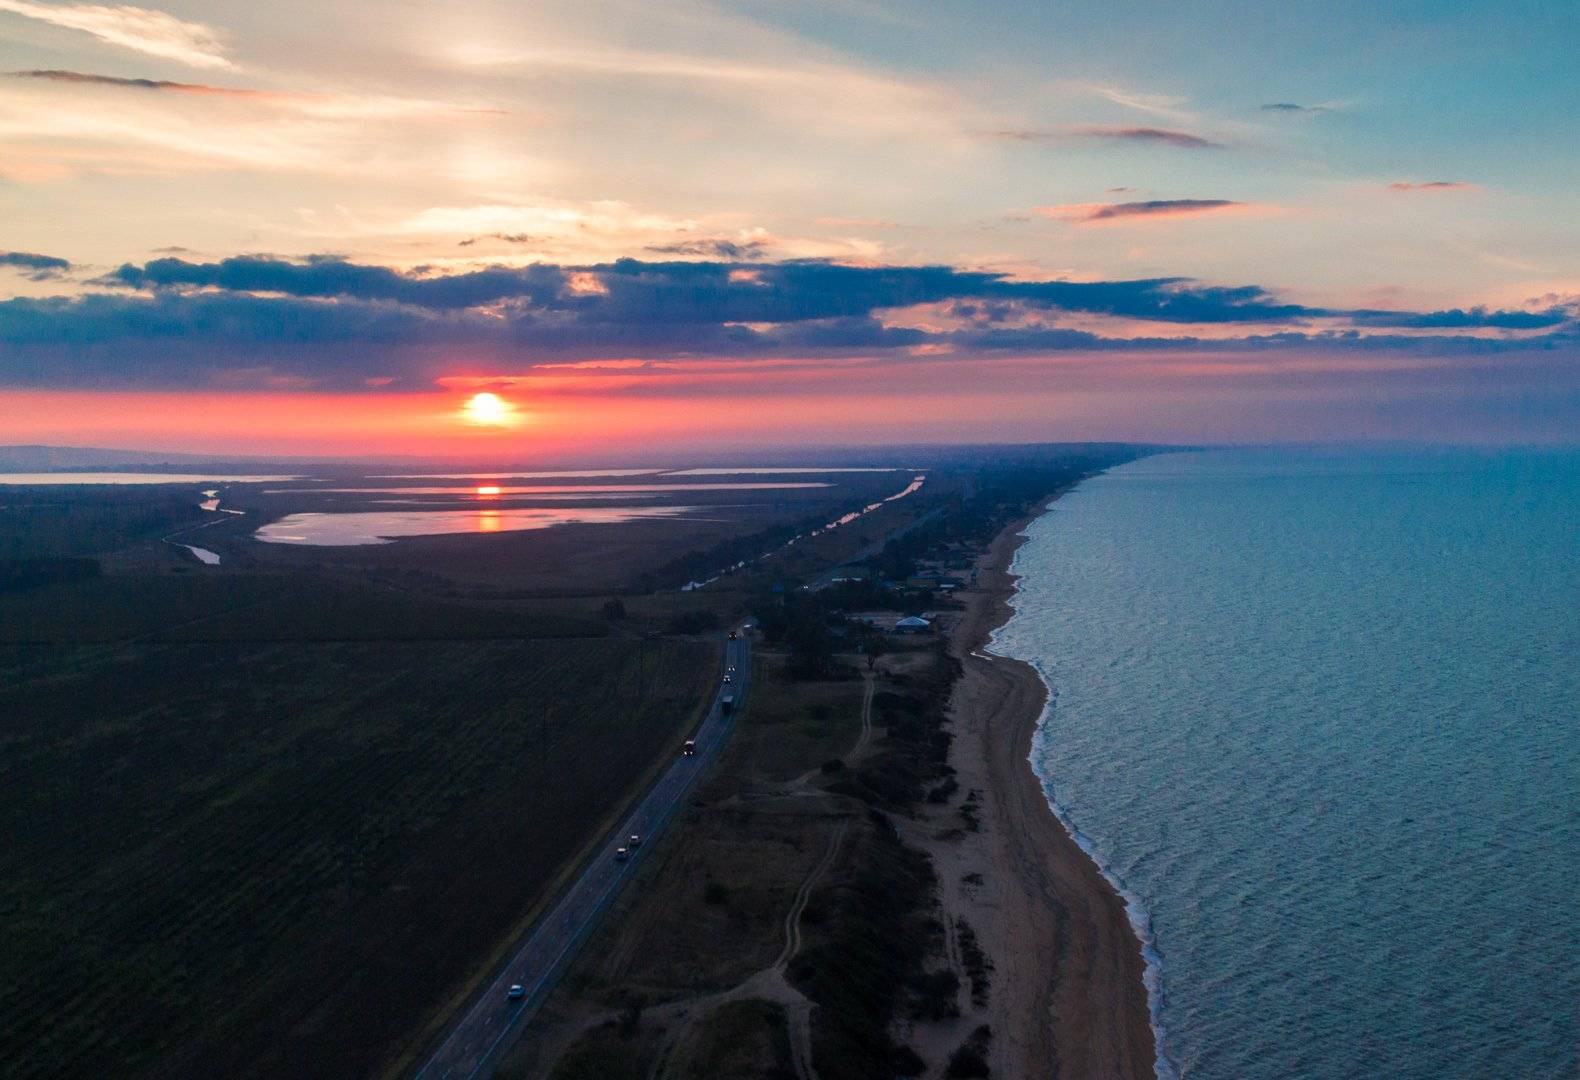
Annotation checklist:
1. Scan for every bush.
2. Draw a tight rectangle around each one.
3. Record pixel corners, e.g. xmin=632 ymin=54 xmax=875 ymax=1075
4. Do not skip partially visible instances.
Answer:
xmin=666 ymin=610 xmax=720 ymax=634
xmin=908 ymin=968 xmax=961 ymax=1020
xmin=945 ymin=1025 xmax=993 ymax=1078
xmin=703 ymin=881 xmax=729 ymax=905
xmin=945 ymin=1044 xmax=990 ymax=1078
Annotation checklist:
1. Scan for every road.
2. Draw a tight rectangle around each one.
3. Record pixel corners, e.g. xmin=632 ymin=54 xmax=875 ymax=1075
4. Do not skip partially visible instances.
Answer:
xmin=411 ymin=631 xmax=752 ymax=1080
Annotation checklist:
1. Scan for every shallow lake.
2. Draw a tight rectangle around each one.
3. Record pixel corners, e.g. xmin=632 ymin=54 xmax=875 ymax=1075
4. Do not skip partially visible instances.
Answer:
xmin=254 ymin=505 xmax=701 ymax=546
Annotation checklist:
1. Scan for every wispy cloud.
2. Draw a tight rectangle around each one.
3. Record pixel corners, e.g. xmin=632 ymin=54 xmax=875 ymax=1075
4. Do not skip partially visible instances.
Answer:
xmin=988 ymin=125 xmax=1220 ymax=149
xmin=646 ymin=235 xmax=774 ymax=260
xmin=447 ymin=41 xmax=973 ymax=140
xmin=0 ymin=0 xmax=232 ymax=69
xmin=1070 ymin=125 xmax=1220 ymax=149
xmin=1073 ymin=82 xmax=1192 ymax=120
xmin=457 ymin=233 xmax=538 ymax=247
xmin=0 ymin=250 xmax=71 ymax=280
xmin=1261 ymin=102 xmax=1332 ymax=114
xmin=0 ymin=71 xmax=512 ymax=180
xmin=1033 ymin=199 xmax=1243 ymax=223
xmin=1388 ymin=180 xmax=1476 ymax=192
xmin=8 ymin=68 xmax=261 ymax=96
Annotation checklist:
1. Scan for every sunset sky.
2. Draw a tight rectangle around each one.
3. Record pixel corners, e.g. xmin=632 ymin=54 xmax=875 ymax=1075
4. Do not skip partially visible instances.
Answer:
xmin=2 ymin=0 xmax=1577 ymax=456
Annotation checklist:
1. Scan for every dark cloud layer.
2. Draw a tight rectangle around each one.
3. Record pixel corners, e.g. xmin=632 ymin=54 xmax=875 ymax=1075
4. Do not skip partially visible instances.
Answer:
xmin=1 ymin=255 xmax=1573 ymax=390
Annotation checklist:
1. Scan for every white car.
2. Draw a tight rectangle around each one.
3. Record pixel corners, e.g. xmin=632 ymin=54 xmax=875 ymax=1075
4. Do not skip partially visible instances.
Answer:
xmin=629 ymin=833 xmax=642 ymax=847
xmin=615 ymin=846 xmax=629 ymax=861
xmin=507 ymin=984 xmax=525 ymax=1001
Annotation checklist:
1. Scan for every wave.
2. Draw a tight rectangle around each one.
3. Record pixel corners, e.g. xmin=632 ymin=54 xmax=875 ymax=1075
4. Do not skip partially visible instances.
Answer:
xmin=987 ymin=519 xmax=1180 ymax=1080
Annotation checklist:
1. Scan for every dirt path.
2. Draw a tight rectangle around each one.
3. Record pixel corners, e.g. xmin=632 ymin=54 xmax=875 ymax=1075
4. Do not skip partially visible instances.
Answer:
xmin=643 ymin=816 xmax=847 ymax=1080
xmin=849 ymin=670 xmax=876 ymax=762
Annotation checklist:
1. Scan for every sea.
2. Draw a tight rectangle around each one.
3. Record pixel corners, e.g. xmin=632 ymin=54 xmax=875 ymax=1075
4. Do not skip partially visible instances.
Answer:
xmin=992 ymin=448 xmax=1579 ymax=1080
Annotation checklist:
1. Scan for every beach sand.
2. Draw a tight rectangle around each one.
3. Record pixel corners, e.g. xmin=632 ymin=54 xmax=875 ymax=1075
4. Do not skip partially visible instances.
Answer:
xmin=906 ymin=499 xmax=1155 ymax=1079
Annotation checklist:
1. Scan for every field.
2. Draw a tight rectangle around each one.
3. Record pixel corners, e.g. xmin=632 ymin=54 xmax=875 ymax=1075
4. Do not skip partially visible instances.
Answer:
xmin=0 ymin=589 xmax=715 ymax=1079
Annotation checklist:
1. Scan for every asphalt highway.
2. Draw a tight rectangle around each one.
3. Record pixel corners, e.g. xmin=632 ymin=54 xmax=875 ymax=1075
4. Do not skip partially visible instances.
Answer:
xmin=412 ymin=630 xmax=751 ymax=1080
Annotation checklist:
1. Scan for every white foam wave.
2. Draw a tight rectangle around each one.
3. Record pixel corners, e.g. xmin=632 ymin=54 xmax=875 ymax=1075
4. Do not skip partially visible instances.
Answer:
xmin=986 ymin=515 xmax=1180 ymax=1080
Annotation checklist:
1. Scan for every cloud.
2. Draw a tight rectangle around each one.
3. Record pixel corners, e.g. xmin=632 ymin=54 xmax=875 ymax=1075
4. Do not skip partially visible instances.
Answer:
xmin=645 ymin=237 xmax=774 ymax=260
xmin=8 ymin=68 xmax=259 ymax=95
xmin=1069 ymin=125 xmax=1221 ymax=149
xmin=458 ymin=233 xmax=538 ymax=247
xmin=1261 ymin=102 xmax=1331 ymax=113
xmin=1034 ymin=199 xmax=1242 ymax=223
xmin=450 ymin=41 xmax=975 ymax=141
xmin=3 ymin=255 xmax=1570 ymax=390
xmin=1072 ymin=83 xmax=1191 ymax=120
xmin=1388 ymin=180 xmax=1476 ymax=192
xmin=0 ymin=74 xmax=510 ymax=180
xmin=0 ymin=250 xmax=71 ymax=280
xmin=986 ymin=126 xmax=1220 ymax=149
xmin=0 ymin=0 xmax=232 ymax=69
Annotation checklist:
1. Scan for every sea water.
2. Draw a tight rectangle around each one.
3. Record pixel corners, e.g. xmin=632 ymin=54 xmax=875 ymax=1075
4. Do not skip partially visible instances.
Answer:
xmin=993 ymin=448 xmax=1579 ymax=1079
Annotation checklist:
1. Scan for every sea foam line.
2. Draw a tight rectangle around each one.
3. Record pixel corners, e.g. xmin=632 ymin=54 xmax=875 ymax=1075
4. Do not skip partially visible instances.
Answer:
xmin=988 ymin=522 xmax=1180 ymax=1080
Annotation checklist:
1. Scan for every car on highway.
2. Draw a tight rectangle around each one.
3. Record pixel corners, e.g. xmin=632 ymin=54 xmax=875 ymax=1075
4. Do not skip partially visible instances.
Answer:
xmin=628 ymin=833 xmax=642 ymax=847
xmin=615 ymin=846 xmax=629 ymax=861
xmin=683 ymin=740 xmax=696 ymax=756
xmin=506 ymin=984 xmax=524 ymax=1001
xmin=723 ymin=673 xmax=733 ymax=683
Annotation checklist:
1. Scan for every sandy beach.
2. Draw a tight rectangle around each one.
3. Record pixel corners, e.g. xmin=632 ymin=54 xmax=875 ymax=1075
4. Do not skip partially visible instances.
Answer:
xmin=908 ymin=496 xmax=1156 ymax=1078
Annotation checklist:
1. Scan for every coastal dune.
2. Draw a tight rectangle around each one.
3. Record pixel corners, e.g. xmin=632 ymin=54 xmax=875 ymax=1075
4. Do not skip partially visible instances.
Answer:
xmin=931 ymin=502 xmax=1156 ymax=1079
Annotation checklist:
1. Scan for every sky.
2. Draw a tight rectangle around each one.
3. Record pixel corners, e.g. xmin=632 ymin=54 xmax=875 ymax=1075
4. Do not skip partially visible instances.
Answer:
xmin=1 ymin=0 xmax=1577 ymax=456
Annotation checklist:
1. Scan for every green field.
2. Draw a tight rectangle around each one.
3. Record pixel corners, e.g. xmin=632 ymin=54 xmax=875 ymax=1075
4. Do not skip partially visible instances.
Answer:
xmin=0 ymin=618 xmax=714 ymax=1078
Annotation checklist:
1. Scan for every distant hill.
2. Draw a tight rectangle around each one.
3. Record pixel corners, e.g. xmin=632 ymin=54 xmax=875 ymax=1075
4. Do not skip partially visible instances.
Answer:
xmin=0 ymin=445 xmax=418 ymax=471
xmin=0 ymin=445 xmax=226 ymax=469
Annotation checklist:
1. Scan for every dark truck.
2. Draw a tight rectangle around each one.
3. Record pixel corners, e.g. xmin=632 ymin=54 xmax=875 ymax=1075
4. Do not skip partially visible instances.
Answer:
xmin=721 ymin=693 xmax=735 ymax=716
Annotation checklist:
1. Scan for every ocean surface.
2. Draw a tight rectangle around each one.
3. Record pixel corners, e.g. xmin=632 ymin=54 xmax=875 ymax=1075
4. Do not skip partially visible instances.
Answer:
xmin=993 ymin=448 xmax=1579 ymax=1080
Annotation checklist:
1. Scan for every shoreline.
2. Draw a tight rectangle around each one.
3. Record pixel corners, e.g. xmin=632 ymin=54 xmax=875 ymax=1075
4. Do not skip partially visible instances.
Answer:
xmin=934 ymin=488 xmax=1156 ymax=1078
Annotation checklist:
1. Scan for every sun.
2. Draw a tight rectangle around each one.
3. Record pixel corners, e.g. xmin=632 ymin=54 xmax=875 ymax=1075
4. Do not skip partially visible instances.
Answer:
xmin=460 ymin=391 xmax=517 ymax=427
